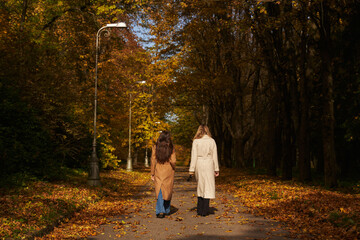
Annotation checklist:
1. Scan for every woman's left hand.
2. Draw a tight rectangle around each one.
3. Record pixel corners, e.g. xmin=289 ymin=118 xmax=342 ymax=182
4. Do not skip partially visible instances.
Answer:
xmin=215 ymin=171 xmax=219 ymax=177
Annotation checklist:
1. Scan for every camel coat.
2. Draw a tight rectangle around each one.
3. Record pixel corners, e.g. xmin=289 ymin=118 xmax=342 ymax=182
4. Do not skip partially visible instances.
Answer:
xmin=150 ymin=145 xmax=176 ymax=200
xmin=189 ymin=135 xmax=219 ymax=199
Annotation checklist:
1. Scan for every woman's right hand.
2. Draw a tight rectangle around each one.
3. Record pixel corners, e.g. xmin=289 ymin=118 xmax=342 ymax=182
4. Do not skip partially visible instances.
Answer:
xmin=151 ymin=175 xmax=155 ymax=181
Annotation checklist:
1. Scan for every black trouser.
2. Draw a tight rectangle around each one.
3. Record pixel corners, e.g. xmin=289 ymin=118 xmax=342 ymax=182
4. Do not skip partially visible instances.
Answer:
xmin=197 ymin=197 xmax=210 ymax=216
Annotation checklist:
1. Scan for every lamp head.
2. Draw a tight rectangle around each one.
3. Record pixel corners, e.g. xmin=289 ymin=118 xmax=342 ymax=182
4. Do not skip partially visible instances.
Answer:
xmin=106 ymin=22 xmax=127 ymax=28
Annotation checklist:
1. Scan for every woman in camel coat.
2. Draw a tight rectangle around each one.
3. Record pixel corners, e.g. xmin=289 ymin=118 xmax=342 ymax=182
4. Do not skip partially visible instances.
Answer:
xmin=151 ymin=131 xmax=176 ymax=218
xmin=189 ymin=125 xmax=219 ymax=216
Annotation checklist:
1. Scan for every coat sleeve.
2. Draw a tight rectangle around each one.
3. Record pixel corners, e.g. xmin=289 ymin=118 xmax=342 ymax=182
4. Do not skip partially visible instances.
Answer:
xmin=189 ymin=140 xmax=197 ymax=173
xmin=150 ymin=145 xmax=156 ymax=176
xmin=170 ymin=149 xmax=176 ymax=170
xmin=213 ymin=140 xmax=219 ymax=172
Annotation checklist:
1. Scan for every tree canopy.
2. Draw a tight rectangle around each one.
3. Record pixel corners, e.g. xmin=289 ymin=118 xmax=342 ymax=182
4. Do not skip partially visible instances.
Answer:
xmin=1 ymin=0 xmax=360 ymax=188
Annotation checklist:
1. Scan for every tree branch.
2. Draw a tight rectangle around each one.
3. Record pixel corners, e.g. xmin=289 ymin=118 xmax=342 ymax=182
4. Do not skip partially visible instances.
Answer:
xmin=42 ymin=3 xmax=91 ymax=30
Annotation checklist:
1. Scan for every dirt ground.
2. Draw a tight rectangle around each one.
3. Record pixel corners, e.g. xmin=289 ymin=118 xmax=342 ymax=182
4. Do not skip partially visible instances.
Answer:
xmin=88 ymin=166 xmax=296 ymax=240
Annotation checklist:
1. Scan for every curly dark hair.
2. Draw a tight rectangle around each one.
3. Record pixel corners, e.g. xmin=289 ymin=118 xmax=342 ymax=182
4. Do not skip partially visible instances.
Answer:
xmin=155 ymin=131 xmax=174 ymax=164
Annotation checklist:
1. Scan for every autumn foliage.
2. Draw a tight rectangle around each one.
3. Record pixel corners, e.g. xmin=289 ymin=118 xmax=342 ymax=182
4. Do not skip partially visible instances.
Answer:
xmin=1 ymin=0 xmax=360 ymax=239
xmin=141 ymin=0 xmax=360 ymax=188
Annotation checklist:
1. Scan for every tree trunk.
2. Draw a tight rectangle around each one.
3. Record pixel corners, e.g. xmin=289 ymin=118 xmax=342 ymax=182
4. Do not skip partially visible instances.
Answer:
xmin=319 ymin=1 xmax=338 ymax=188
xmin=298 ymin=24 xmax=311 ymax=181
xmin=202 ymin=104 xmax=209 ymax=125
xmin=267 ymin=99 xmax=279 ymax=176
xmin=209 ymin=110 xmax=223 ymax=167
xmin=223 ymin=133 xmax=232 ymax=168
xmin=232 ymin=137 xmax=246 ymax=168
xmin=281 ymin=93 xmax=293 ymax=180
xmin=280 ymin=2 xmax=296 ymax=180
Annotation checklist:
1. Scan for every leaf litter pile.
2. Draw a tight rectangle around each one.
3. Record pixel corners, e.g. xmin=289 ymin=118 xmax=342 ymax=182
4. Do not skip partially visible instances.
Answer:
xmin=217 ymin=168 xmax=360 ymax=240
xmin=0 ymin=169 xmax=149 ymax=239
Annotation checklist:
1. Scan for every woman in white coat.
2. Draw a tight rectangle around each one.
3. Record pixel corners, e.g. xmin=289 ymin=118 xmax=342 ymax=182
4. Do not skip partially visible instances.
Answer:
xmin=189 ymin=125 xmax=219 ymax=216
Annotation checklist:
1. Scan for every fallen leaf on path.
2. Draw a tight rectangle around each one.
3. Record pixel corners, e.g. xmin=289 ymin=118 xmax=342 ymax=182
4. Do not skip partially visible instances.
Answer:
xmin=217 ymin=168 xmax=360 ymax=240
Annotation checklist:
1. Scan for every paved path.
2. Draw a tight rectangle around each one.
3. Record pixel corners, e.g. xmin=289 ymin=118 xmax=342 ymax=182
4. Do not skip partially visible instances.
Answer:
xmin=89 ymin=167 xmax=295 ymax=240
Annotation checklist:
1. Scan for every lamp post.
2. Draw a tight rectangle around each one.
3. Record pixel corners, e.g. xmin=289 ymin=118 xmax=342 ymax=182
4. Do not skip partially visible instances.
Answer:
xmin=88 ymin=22 xmax=127 ymax=186
xmin=144 ymin=148 xmax=149 ymax=167
xmin=126 ymin=80 xmax=147 ymax=171
xmin=126 ymin=92 xmax=133 ymax=171
xmin=138 ymin=81 xmax=149 ymax=168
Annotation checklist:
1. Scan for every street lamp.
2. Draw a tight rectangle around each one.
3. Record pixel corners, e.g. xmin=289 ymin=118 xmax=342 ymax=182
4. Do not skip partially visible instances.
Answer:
xmin=144 ymin=148 xmax=149 ymax=167
xmin=126 ymin=80 xmax=147 ymax=171
xmin=88 ymin=22 xmax=127 ymax=186
xmin=137 ymin=81 xmax=149 ymax=168
xmin=126 ymin=91 xmax=133 ymax=171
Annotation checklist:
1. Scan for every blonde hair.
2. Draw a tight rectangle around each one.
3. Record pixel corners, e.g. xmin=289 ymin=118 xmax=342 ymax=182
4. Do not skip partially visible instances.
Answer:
xmin=193 ymin=125 xmax=212 ymax=140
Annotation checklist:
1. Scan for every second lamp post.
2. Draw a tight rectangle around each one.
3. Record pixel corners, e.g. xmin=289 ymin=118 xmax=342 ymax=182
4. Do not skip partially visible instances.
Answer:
xmin=126 ymin=81 xmax=147 ymax=171
xmin=126 ymin=91 xmax=133 ymax=171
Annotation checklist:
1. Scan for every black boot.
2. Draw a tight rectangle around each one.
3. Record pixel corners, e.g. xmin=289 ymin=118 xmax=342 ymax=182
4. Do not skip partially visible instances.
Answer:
xmin=156 ymin=213 xmax=165 ymax=218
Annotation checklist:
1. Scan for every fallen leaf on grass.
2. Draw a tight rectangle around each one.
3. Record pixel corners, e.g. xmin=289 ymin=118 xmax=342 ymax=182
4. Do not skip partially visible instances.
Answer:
xmin=217 ymin=168 xmax=360 ymax=240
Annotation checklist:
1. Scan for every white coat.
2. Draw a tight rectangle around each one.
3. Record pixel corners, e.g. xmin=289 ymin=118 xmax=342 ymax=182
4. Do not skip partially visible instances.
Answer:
xmin=189 ymin=135 xmax=219 ymax=199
